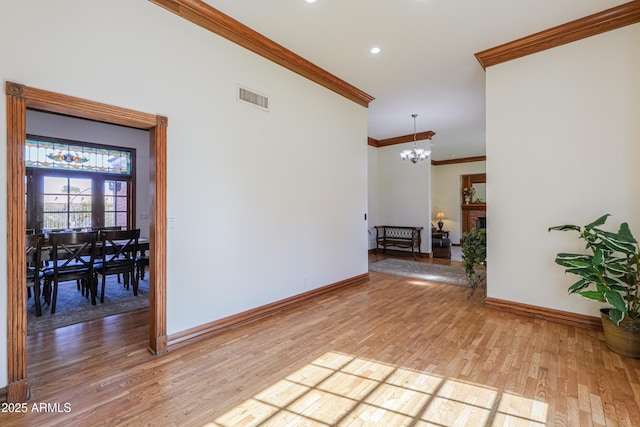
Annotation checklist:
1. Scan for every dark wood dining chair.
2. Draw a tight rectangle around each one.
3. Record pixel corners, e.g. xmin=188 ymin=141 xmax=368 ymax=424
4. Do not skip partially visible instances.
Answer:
xmin=94 ymin=226 xmax=126 ymax=280
xmin=92 ymin=226 xmax=126 ymax=280
xmin=43 ymin=231 xmax=98 ymax=314
xmin=26 ymin=234 xmax=44 ymax=316
xmin=95 ymin=228 xmax=140 ymax=303
xmin=136 ymin=255 xmax=149 ymax=282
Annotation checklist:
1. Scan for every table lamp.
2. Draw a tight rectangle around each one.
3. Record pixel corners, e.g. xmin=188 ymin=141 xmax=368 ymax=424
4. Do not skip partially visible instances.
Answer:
xmin=435 ymin=211 xmax=446 ymax=231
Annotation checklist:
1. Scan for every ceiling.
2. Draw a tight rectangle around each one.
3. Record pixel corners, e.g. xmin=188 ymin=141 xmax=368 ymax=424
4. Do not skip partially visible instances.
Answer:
xmin=202 ymin=0 xmax=627 ymax=161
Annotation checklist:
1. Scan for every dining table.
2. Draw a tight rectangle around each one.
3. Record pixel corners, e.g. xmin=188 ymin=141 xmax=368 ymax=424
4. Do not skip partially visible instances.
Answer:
xmin=27 ymin=233 xmax=149 ymax=316
xmin=36 ymin=236 xmax=149 ymax=261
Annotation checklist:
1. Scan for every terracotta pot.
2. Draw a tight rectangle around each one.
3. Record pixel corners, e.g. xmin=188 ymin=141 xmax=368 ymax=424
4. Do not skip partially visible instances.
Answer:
xmin=600 ymin=308 xmax=640 ymax=359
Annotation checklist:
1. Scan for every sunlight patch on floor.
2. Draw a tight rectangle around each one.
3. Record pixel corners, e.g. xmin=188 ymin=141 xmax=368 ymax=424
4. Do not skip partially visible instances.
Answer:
xmin=205 ymin=351 xmax=548 ymax=426
xmin=406 ymin=280 xmax=437 ymax=287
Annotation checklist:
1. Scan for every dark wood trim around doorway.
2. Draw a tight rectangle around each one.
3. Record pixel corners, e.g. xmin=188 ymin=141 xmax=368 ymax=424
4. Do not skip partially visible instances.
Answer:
xmin=5 ymin=81 xmax=168 ymax=402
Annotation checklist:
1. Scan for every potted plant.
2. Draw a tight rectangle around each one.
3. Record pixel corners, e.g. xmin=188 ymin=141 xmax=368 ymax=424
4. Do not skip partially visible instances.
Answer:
xmin=462 ymin=227 xmax=486 ymax=297
xmin=549 ymin=214 xmax=640 ymax=358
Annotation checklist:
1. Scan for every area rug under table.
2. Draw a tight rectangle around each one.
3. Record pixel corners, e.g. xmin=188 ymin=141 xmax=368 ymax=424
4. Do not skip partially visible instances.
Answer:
xmin=369 ymin=258 xmax=482 ymax=287
xmin=27 ymin=275 xmax=149 ymax=335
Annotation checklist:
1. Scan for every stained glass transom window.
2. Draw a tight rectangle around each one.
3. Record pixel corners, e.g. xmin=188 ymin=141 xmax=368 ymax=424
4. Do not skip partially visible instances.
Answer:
xmin=25 ymin=138 xmax=131 ymax=175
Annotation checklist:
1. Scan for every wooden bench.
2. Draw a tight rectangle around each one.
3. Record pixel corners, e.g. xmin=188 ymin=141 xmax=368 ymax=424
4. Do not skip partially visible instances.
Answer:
xmin=374 ymin=226 xmax=423 ymax=259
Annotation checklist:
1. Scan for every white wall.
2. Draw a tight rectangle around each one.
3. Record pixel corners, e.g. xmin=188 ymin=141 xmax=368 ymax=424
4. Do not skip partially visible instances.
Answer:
xmin=367 ymin=145 xmax=379 ymax=248
xmin=26 ymin=110 xmax=151 ymax=238
xmin=0 ymin=0 xmax=368 ymax=387
xmin=368 ymin=141 xmax=432 ymax=253
xmin=431 ymin=161 xmax=486 ymax=244
xmin=486 ymin=23 xmax=640 ymax=316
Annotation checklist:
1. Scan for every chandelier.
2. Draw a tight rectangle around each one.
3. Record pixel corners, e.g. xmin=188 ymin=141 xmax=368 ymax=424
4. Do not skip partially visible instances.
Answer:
xmin=400 ymin=114 xmax=431 ymax=163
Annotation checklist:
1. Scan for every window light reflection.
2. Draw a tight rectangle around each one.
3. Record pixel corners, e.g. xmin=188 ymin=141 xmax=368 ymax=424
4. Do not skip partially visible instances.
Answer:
xmin=206 ymin=351 xmax=549 ymax=426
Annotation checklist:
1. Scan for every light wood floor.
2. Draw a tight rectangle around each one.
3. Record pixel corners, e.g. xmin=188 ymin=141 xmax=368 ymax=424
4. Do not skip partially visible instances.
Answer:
xmin=4 ymin=253 xmax=640 ymax=426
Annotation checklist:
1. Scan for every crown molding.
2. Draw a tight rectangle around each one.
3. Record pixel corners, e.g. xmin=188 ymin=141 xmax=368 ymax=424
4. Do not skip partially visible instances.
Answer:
xmin=149 ymin=0 xmax=374 ymax=107
xmin=432 ymin=156 xmax=486 ymax=166
xmin=367 ymin=137 xmax=380 ymax=147
xmin=370 ymin=131 xmax=436 ymax=148
xmin=475 ymin=1 xmax=640 ymax=69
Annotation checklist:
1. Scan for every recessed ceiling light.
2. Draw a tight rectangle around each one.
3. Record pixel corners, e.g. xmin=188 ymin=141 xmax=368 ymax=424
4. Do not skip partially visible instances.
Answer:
xmin=370 ymin=47 xmax=381 ymax=54
xmin=305 ymin=0 xmax=316 ymax=3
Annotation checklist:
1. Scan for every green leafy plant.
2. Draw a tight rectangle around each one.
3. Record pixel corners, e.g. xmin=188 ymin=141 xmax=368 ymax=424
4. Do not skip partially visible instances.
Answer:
xmin=462 ymin=228 xmax=486 ymax=295
xmin=549 ymin=214 xmax=640 ymax=325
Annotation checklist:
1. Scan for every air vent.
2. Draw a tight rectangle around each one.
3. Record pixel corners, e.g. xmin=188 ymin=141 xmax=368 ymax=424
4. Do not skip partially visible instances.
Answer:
xmin=237 ymin=85 xmax=269 ymax=111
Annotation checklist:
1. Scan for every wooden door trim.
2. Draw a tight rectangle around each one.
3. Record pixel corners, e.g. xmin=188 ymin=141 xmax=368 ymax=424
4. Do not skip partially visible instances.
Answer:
xmin=5 ymin=81 xmax=168 ymax=402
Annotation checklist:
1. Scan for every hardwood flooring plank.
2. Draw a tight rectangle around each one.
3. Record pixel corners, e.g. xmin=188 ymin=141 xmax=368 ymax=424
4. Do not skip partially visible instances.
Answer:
xmin=1 ymin=253 xmax=639 ymax=426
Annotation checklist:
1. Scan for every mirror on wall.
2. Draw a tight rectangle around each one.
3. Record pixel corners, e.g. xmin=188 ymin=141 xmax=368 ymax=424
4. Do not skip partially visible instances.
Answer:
xmin=472 ymin=183 xmax=486 ymax=203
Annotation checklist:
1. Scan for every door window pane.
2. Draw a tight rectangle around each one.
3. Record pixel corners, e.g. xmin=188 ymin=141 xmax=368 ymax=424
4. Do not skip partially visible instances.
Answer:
xmin=104 ymin=180 xmax=128 ymax=228
xmin=25 ymin=137 xmax=135 ymax=232
xmin=43 ymin=176 xmax=92 ymax=229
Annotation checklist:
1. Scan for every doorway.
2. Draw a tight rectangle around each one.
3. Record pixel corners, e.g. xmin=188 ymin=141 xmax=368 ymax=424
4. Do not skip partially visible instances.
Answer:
xmin=5 ymin=82 xmax=167 ymax=402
